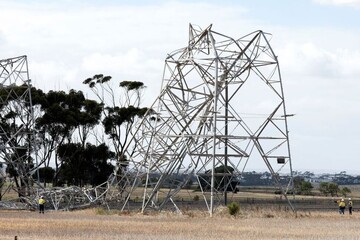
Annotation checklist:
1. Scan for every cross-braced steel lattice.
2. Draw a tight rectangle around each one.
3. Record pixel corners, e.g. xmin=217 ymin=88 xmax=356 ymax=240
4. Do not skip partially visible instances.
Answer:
xmin=0 ymin=24 xmax=295 ymax=214
xmin=116 ymin=24 xmax=295 ymax=215
xmin=0 ymin=55 xmax=39 ymax=199
xmin=0 ymin=56 xmax=112 ymax=210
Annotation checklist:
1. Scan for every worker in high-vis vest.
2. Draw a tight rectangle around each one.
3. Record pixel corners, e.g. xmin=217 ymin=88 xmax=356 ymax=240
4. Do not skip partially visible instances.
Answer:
xmin=38 ymin=196 xmax=46 ymax=214
xmin=348 ymin=198 xmax=353 ymax=215
xmin=338 ymin=198 xmax=346 ymax=214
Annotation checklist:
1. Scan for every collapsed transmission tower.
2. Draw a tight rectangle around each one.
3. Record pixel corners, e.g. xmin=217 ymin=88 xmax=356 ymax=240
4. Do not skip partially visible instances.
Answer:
xmin=117 ymin=24 xmax=295 ymax=215
xmin=0 ymin=55 xmax=39 ymax=199
xmin=0 ymin=25 xmax=295 ymax=214
xmin=0 ymin=56 xmax=115 ymax=210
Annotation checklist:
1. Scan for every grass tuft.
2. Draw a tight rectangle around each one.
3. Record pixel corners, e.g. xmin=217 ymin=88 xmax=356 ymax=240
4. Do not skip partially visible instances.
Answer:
xmin=227 ymin=202 xmax=240 ymax=216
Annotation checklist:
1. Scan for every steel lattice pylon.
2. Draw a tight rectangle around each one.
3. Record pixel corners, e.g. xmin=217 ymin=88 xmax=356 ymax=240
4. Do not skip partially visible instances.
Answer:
xmin=0 ymin=25 xmax=295 ymax=214
xmin=118 ymin=24 xmax=295 ymax=215
xmin=0 ymin=56 xmax=115 ymax=210
xmin=0 ymin=55 xmax=39 ymax=198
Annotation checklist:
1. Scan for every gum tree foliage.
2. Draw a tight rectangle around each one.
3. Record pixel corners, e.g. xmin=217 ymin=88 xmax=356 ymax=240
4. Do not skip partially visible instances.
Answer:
xmin=57 ymin=142 xmax=114 ymax=187
xmin=0 ymin=87 xmax=105 ymax=189
xmin=1 ymin=78 xmax=149 ymax=191
xmin=293 ymin=176 xmax=313 ymax=195
xmin=36 ymin=167 xmax=55 ymax=187
xmin=319 ymin=182 xmax=351 ymax=197
xmin=35 ymin=89 xmax=103 ymax=185
xmin=341 ymin=187 xmax=351 ymax=197
xmin=0 ymin=81 xmax=140 ymax=191
xmin=319 ymin=182 xmax=340 ymax=197
xmin=83 ymin=75 xmax=149 ymax=170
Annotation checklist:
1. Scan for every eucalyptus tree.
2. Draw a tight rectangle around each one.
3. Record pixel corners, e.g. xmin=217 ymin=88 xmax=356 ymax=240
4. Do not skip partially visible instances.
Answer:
xmin=57 ymin=142 xmax=114 ymax=187
xmin=83 ymin=75 xmax=149 ymax=170
xmin=36 ymin=89 xmax=103 ymax=185
xmin=36 ymin=90 xmax=71 ymax=172
xmin=36 ymin=166 xmax=55 ymax=187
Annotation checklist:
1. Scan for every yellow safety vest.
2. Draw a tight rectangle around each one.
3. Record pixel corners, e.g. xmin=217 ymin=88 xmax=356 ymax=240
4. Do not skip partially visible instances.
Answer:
xmin=39 ymin=198 xmax=46 ymax=205
xmin=339 ymin=201 xmax=346 ymax=207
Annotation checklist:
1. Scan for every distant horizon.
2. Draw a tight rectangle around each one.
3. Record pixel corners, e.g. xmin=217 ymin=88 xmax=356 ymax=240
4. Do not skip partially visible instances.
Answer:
xmin=246 ymin=168 xmax=360 ymax=175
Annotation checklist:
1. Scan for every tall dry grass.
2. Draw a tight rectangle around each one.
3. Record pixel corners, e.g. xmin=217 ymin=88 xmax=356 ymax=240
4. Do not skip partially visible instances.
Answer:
xmin=0 ymin=207 xmax=359 ymax=240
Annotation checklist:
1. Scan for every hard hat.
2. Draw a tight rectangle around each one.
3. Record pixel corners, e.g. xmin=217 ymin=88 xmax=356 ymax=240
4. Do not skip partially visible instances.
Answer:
xmin=349 ymin=198 xmax=351 ymax=200
xmin=341 ymin=198 xmax=344 ymax=201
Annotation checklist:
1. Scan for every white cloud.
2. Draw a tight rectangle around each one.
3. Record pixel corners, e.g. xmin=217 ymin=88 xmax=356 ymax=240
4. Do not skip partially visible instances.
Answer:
xmin=30 ymin=60 xmax=80 ymax=91
xmin=313 ymin=0 xmax=360 ymax=8
xmin=278 ymin=39 xmax=360 ymax=112
xmin=0 ymin=0 xmax=250 ymax=90
xmin=82 ymin=49 xmax=141 ymax=73
xmin=272 ymin=27 xmax=360 ymax=171
xmin=279 ymin=42 xmax=360 ymax=79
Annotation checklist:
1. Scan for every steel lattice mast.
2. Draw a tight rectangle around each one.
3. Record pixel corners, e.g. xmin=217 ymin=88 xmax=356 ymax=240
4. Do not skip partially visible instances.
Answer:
xmin=0 ymin=56 xmax=118 ymax=210
xmin=0 ymin=55 xmax=40 ymax=198
xmin=117 ymin=24 xmax=295 ymax=215
xmin=0 ymin=24 xmax=294 ymax=213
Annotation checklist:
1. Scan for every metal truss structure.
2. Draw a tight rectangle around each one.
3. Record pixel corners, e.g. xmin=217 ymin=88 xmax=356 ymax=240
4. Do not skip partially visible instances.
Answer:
xmin=0 ymin=56 xmax=114 ymax=211
xmin=0 ymin=56 xmax=39 ymax=198
xmin=116 ymin=24 xmax=295 ymax=215
xmin=0 ymin=25 xmax=294 ymax=214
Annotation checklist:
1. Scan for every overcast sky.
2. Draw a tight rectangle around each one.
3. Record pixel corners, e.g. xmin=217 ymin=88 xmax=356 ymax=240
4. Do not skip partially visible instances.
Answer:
xmin=1 ymin=0 xmax=359 ymax=174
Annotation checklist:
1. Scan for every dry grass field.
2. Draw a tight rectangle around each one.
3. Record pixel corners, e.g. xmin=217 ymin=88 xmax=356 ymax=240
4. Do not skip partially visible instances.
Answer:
xmin=2 ymin=185 xmax=360 ymax=239
xmin=1 ymin=207 xmax=360 ymax=240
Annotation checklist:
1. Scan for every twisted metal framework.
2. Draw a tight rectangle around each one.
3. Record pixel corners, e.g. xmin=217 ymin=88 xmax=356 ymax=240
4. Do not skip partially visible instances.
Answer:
xmin=0 ymin=25 xmax=294 ymax=214
xmin=0 ymin=56 xmax=110 ymax=211
xmin=117 ymin=24 xmax=294 ymax=214
xmin=0 ymin=56 xmax=134 ymax=211
xmin=0 ymin=56 xmax=39 ymax=198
